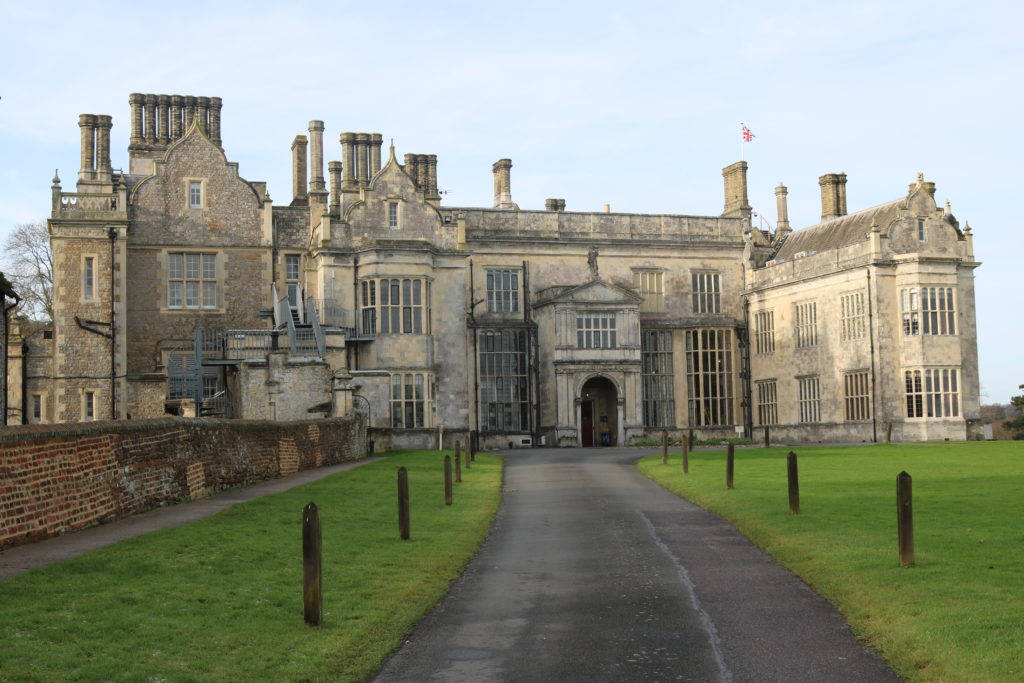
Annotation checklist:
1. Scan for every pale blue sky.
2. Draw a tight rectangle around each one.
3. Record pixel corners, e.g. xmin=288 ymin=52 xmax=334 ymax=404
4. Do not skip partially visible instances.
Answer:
xmin=1 ymin=0 xmax=1020 ymax=402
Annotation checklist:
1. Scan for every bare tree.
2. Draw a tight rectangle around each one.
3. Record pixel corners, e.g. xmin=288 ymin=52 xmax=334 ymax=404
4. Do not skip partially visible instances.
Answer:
xmin=2 ymin=221 xmax=52 ymax=322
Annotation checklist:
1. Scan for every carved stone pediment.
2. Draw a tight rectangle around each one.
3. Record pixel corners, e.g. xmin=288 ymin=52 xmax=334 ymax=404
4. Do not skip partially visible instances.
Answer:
xmin=533 ymin=279 xmax=642 ymax=308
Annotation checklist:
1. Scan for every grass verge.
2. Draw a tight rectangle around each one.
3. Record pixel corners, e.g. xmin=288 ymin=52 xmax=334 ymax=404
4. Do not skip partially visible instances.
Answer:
xmin=0 ymin=450 xmax=502 ymax=682
xmin=638 ymin=441 xmax=1024 ymax=682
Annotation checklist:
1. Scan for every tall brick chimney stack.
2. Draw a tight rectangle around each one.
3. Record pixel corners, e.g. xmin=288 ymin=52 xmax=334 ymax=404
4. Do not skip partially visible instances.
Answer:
xmin=774 ymin=183 xmax=791 ymax=235
xmin=291 ymin=135 xmax=308 ymax=206
xmin=819 ymin=173 xmax=848 ymax=222
xmin=308 ymin=121 xmax=328 ymax=207
xmin=369 ymin=133 xmax=383 ymax=178
xmin=328 ymin=161 xmax=342 ymax=216
xmin=339 ymin=133 xmax=356 ymax=190
xmin=493 ymin=159 xmax=516 ymax=209
xmin=209 ymin=97 xmax=222 ymax=146
xmin=95 ymin=115 xmax=113 ymax=180
xmin=721 ymin=161 xmax=752 ymax=222
xmin=78 ymin=114 xmax=96 ymax=182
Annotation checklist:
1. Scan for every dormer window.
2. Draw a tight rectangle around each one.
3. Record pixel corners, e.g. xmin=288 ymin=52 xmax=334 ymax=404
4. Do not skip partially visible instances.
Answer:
xmin=388 ymin=201 xmax=399 ymax=230
xmin=189 ymin=181 xmax=202 ymax=209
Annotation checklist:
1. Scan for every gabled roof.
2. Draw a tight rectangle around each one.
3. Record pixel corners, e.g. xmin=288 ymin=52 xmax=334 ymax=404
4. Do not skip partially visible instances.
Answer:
xmin=773 ymin=199 xmax=903 ymax=261
xmin=533 ymin=278 xmax=642 ymax=307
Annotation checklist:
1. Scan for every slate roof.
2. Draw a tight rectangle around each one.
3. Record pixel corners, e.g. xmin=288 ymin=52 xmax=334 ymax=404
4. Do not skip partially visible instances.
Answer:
xmin=773 ymin=199 xmax=904 ymax=261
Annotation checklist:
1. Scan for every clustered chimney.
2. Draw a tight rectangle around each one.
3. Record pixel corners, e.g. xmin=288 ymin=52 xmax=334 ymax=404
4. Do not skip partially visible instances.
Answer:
xmin=128 ymin=93 xmax=222 ymax=149
xmin=403 ymin=153 xmax=440 ymax=200
xmin=818 ymin=172 xmax=848 ymax=222
xmin=721 ymin=161 xmax=752 ymax=221
xmin=328 ymin=161 xmax=343 ymax=216
xmin=339 ymin=132 xmax=384 ymax=189
xmin=78 ymin=114 xmax=113 ymax=183
xmin=493 ymin=159 xmax=516 ymax=209
xmin=544 ymin=198 xmax=566 ymax=212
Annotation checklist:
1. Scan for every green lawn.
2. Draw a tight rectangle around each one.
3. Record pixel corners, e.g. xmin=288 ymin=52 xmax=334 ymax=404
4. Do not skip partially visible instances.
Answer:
xmin=0 ymin=450 xmax=503 ymax=682
xmin=638 ymin=441 xmax=1024 ymax=682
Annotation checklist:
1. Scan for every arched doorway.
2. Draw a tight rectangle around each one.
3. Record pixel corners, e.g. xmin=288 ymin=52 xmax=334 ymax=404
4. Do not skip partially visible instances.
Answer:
xmin=579 ymin=376 xmax=619 ymax=447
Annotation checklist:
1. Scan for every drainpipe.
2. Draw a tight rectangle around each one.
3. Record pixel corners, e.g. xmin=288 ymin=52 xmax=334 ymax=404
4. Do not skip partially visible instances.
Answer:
xmin=20 ymin=339 xmax=28 ymax=424
xmin=109 ymin=227 xmax=117 ymax=419
xmin=524 ymin=260 xmax=540 ymax=447
xmin=741 ymin=298 xmax=753 ymax=439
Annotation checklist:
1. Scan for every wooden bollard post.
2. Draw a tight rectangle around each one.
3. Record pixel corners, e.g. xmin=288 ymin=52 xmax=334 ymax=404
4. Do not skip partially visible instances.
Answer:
xmin=661 ymin=431 xmax=668 ymax=464
xmin=886 ymin=422 xmax=893 ymax=444
xmin=787 ymin=451 xmax=799 ymax=514
xmin=726 ymin=443 xmax=735 ymax=489
xmin=302 ymin=502 xmax=322 ymax=627
xmin=470 ymin=430 xmax=477 ymax=461
xmin=682 ymin=439 xmax=689 ymax=474
xmin=688 ymin=428 xmax=694 ymax=450
xmin=454 ymin=441 xmax=462 ymax=483
xmin=764 ymin=426 xmax=770 ymax=448
xmin=444 ymin=455 xmax=453 ymax=506
xmin=397 ymin=467 xmax=410 ymax=540
xmin=897 ymin=471 xmax=914 ymax=567
xmin=465 ymin=440 xmax=471 ymax=470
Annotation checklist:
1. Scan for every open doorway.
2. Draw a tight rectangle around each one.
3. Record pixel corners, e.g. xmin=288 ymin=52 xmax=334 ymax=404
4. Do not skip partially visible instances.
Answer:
xmin=580 ymin=376 xmax=618 ymax=446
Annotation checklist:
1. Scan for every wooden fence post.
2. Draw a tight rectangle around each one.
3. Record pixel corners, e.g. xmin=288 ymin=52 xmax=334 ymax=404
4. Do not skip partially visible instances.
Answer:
xmin=764 ymin=426 xmax=770 ymax=448
xmin=302 ymin=502 xmax=322 ymax=627
xmin=688 ymin=428 xmax=694 ymax=450
xmin=454 ymin=441 xmax=462 ymax=482
xmin=726 ymin=443 xmax=735 ymax=489
xmin=897 ymin=471 xmax=914 ymax=567
xmin=682 ymin=439 xmax=689 ymax=474
xmin=397 ymin=467 xmax=410 ymax=540
xmin=661 ymin=431 xmax=668 ymax=464
xmin=787 ymin=451 xmax=799 ymax=514
xmin=465 ymin=440 xmax=471 ymax=470
xmin=444 ymin=455 xmax=453 ymax=506
xmin=470 ymin=430 xmax=477 ymax=461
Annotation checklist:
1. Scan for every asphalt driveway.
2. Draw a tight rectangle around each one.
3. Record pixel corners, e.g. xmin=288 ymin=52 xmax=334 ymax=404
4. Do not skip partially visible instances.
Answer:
xmin=372 ymin=447 xmax=897 ymax=682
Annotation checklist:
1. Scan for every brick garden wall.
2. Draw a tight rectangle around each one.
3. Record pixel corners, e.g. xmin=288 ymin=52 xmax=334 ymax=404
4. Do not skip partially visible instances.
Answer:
xmin=0 ymin=415 xmax=365 ymax=550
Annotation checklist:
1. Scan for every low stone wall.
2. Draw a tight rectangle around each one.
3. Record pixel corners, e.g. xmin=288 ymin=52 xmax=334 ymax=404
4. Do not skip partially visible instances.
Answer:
xmin=0 ymin=415 xmax=365 ymax=550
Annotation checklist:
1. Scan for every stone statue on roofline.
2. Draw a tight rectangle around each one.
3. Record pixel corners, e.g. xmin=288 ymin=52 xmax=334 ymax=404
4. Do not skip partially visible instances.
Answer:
xmin=587 ymin=245 xmax=599 ymax=280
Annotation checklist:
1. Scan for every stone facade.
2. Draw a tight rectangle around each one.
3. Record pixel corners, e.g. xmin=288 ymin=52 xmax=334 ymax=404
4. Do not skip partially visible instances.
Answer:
xmin=19 ymin=93 xmax=981 ymax=447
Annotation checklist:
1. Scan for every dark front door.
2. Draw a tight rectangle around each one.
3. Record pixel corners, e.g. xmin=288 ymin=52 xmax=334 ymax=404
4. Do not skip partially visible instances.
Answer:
xmin=581 ymin=400 xmax=594 ymax=447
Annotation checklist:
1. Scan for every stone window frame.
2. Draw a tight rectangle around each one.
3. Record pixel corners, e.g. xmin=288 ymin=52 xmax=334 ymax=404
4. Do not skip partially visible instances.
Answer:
xmin=754 ymin=309 xmax=775 ymax=355
xmin=81 ymin=254 xmax=98 ymax=302
xmin=633 ymin=269 xmax=666 ymax=314
xmin=576 ymin=311 xmax=617 ymax=349
xmin=478 ymin=329 xmax=530 ymax=432
xmin=185 ymin=178 xmax=207 ymax=209
xmin=755 ymin=379 xmax=777 ymax=426
xmin=904 ymin=367 xmax=960 ymax=419
xmin=82 ymin=388 xmax=99 ymax=421
xmin=839 ymin=291 xmax=866 ymax=342
xmin=917 ymin=218 xmax=926 ymax=242
xmin=387 ymin=200 xmax=400 ymax=230
xmin=901 ymin=286 xmax=956 ymax=336
xmin=796 ymin=375 xmax=821 ymax=423
xmin=390 ymin=371 xmax=432 ymax=429
xmin=360 ymin=277 xmax=431 ymax=335
xmin=691 ymin=271 xmax=721 ymax=314
xmin=30 ymin=392 xmax=47 ymax=424
xmin=794 ymin=300 xmax=818 ymax=348
xmin=641 ymin=329 xmax=675 ymax=427
xmin=161 ymin=251 xmax=222 ymax=312
xmin=485 ymin=267 xmax=521 ymax=314
xmin=685 ymin=328 xmax=734 ymax=427
xmin=843 ymin=370 xmax=871 ymax=421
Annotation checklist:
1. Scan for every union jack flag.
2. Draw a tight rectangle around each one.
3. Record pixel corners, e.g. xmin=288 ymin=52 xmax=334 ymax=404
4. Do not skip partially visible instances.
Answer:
xmin=741 ymin=124 xmax=755 ymax=142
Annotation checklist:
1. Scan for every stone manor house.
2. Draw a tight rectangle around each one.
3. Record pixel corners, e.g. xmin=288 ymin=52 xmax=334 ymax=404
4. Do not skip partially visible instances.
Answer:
xmin=7 ymin=93 xmax=982 ymax=448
